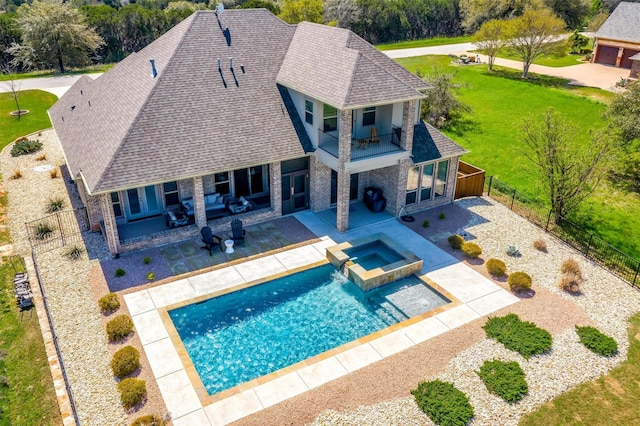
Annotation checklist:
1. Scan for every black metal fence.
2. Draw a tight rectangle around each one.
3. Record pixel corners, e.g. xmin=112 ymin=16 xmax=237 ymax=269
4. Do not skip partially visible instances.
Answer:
xmin=25 ymin=208 xmax=89 ymax=253
xmin=486 ymin=176 xmax=640 ymax=288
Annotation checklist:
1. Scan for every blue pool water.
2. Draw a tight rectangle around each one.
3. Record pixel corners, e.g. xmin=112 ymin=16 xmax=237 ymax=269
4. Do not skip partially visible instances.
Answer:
xmin=169 ymin=264 xmax=449 ymax=395
xmin=345 ymin=241 xmax=404 ymax=270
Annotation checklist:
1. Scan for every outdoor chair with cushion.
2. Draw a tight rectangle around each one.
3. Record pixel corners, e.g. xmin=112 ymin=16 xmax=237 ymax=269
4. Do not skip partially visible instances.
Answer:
xmin=230 ymin=219 xmax=246 ymax=246
xmin=200 ymin=226 xmax=223 ymax=255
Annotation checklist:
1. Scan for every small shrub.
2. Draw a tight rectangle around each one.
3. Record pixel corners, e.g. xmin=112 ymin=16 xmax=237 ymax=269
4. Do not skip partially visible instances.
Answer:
xmin=508 ymin=272 xmax=532 ymax=292
xmin=558 ymin=271 xmax=581 ymax=294
xmin=506 ymin=245 xmax=521 ymax=257
xmin=50 ymin=168 xmax=59 ymax=179
xmin=114 ymin=267 xmax=126 ymax=277
xmin=461 ymin=242 xmax=482 ymax=258
xmin=477 ymin=360 xmax=528 ymax=403
xmin=411 ymin=380 xmax=474 ymax=426
xmin=146 ymin=272 xmax=155 ymax=281
xmin=439 ymin=212 xmax=446 ymax=219
xmin=98 ymin=293 xmax=120 ymax=313
xmin=11 ymin=139 xmax=43 ymax=156
xmin=35 ymin=222 xmax=54 ymax=240
xmin=561 ymin=258 xmax=582 ymax=280
xmin=483 ymin=313 xmax=552 ymax=359
xmin=46 ymin=198 xmax=64 ymax=213
xmin=448 ymin=234 xmax=464 ymax=250
xmin=111 ymin=346 xmax=140 ymax=378
xmin=106 ymin=315 xmax=134 ymax=342
xmin=64 ymin=245 xmax=84 ymax=261
xmin=576 ymin=326 xmax=618 ymax=357
xmin=35 ymin=154 xmax=47 ymax=161
xmin=486 ymin=259 xmax=506 ymax=277
xmin=533 ymin=239 xmax=547 ymax=252
xmin=117 ymin=378 xmax=146 ymax=409
xmin=131 ymin=414 xmax=166 ymax=426
xmin=143 ymin=256 xmax=152 ymax=264
xmin=422 ymin=219 xmax=430 ymax=228
xmin=11 ymin=169 xmax=22 ymax=180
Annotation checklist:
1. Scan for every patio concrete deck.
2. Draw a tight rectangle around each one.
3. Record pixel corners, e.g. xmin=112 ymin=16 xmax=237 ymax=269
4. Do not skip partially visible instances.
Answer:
xmin=123 ymin=213 xmax=518 ymax=425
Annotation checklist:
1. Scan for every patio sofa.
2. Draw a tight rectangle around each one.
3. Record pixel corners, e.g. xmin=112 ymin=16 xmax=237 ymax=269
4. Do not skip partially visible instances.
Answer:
xmin=181 ymin=193 xmax=227 ymax=217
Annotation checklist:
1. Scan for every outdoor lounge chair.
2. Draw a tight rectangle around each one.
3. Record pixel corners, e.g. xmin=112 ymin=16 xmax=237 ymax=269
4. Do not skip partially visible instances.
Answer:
xmin=200 ymin=226 xmax=223 ymax=255
xmin=230 ymin=219 xmax=245 ymax=246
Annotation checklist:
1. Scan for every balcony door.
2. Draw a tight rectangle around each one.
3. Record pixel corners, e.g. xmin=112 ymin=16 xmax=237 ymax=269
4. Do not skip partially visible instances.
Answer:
xmin=126 ymin=185 xmax=162 ymax=220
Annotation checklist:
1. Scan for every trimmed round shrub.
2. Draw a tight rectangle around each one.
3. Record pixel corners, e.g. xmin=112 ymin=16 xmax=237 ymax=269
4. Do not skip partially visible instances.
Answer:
xmin=117 ymin=378 xmax=146 ymax=409
xmin=111 ymin=346 xmax=140 ymax=378
xmin=477 ymin=360 xmax=528 ymax=403
xmin=576 ymin=326 xmax=618 ymax=357
xmin=411 ymin=380 xmax=474 ymax=426
xmin=461 ymin=242 xmax=482 ymax=258
xmin=99 ymin=293 xmax=120 ymax=313
xmin=561 ymin=258 xmax=582 ymax=280
xmin=115 ymin=267 xmax=126 ymax=277
xmin=483 ymin=313 xmax=552 ymax=359
xmin=508 ymin=272 xmax=532 ymax=292
xmin=447 ymin=234 xmax=464 ymax=250
xmin=131 ymin=414 xmax=166 ymax=426
xmin=486 ymin=259 xmax=506 ymax=276
xmin=106 ymin=315 xmax=134 ymax=342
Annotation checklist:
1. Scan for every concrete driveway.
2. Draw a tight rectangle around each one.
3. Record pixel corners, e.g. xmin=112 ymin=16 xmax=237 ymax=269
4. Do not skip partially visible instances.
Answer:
xmin=0 ymin=73 xmax=102 ymax=98
xmin=384 ymin=42 xmax=630 ymax=90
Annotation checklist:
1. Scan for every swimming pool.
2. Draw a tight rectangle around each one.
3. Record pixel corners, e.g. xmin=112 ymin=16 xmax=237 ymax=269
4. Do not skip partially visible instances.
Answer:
xmin=168 ymin=263 xmax=450 ymax=395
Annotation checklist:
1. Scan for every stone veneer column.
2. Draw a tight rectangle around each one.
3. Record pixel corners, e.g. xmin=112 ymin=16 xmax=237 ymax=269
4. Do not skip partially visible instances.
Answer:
xmin=401 ymin=100 xmax=417 ymax=151
xmin=100 ymin=193 xmax=121 ymax=256
xmin=310 ymin=156 xmax=332 ymax=211
xmin=270 ymin=162 xmax=282 ymax=216
xmin=336 ymin=109 xmax=353 ymax=232
xmin=393 ymin=158 xmax=413 ymax=216
xmin=192 ymin=176 xmax=207 ymax=229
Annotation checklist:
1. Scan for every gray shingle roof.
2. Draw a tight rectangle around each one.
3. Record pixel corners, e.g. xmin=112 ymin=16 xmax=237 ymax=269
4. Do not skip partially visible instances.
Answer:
xmin=630 ymin=52 xmax=640 ymax=60
xmin=411 ymin=122 xmax=468 ymax=164
xmin=276 ymin=22 xmax=429 ymax=109
xmin=595 ymin=2 xmax=640 ymax=44
xmin=50 ymin=10 xmax=304 ymax=194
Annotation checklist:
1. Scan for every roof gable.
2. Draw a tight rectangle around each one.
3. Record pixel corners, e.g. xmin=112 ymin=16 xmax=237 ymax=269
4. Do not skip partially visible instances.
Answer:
xmin=595 ymin=2 xmax=640 ymax=44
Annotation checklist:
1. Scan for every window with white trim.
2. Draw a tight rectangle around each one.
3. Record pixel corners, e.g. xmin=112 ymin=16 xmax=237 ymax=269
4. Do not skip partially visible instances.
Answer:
xmin=405 ymin=160 xmax=449 ymax=205
xmin=323 ymin=104 xmax=337 ymax=132
xmin=362 ymin=106 xmax=376 ymax=126
xmin=163 ymin=181 xmax=179 ymax=207
xmin=304 ymin=100 xmax=313 ymax=125
xmin=111 ymin=192 xmax=123 ymax=218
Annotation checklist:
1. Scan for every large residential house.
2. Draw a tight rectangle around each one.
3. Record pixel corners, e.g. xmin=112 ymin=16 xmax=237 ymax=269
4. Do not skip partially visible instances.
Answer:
xmin=592 ymin=1 xmax=640 ymax=78
xmin=49 ymin=9 xmax=467 ymax=256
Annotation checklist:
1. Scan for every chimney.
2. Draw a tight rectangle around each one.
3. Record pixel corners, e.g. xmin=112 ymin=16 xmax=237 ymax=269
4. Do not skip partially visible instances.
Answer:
xmin=150 ymin=59 xmax=157 ymax=78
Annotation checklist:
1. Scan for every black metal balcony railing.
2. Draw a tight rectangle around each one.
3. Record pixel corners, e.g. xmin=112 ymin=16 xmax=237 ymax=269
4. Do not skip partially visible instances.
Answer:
xmin=318 ymin=128 xmax=403 ymax=160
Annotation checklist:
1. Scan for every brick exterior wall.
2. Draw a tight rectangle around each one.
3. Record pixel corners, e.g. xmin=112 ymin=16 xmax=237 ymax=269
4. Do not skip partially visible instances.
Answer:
xmin=310 ymin=156 xmax=332 ymax=211
xmin=401 ymin=100 xmax=417 ymax=151
xmin=336 ymin=109 xmax=353 ymax=231
xmin=79 ymin=181 xmax=104 ymax=231
xmin=100 ymin=193 xmax=121 ymax=255
xmin=269 ymin=162 xmax=282 ymax=216
xmin=631 ymin=59 xmax=640 ymax=79
xmin=368 ymin=163 xmax=403 ymax=215
xmin=178 ymin=178 xmax=193 ymax=199
xmin=192 ymin=176 xmax=207 ymax=228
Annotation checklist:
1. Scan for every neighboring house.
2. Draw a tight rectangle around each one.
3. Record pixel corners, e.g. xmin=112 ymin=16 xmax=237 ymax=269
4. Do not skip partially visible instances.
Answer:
xmin=49 ymin=9 xmax=467 ymax=256
xmin=592 ymin=1 xmax=640 ymax=78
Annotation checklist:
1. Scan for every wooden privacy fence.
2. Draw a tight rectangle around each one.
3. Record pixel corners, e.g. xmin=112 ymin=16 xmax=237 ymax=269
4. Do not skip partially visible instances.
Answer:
xmin=455 ymin=161 xmax=485 ymax=199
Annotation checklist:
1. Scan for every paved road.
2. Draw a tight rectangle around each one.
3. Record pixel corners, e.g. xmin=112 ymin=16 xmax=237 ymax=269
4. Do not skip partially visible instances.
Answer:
xmin=0 ymin=73 xmax=102 ymax=98
xmin=384 ymin=42 xmax=629 ymax=90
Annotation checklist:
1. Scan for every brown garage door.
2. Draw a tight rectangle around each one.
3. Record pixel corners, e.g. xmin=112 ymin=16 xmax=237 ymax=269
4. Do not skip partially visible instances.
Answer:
xmin=622 ymin=49 xmax=640 ymax=68
xmin=596 ymin=45 xmax=618 ymax=65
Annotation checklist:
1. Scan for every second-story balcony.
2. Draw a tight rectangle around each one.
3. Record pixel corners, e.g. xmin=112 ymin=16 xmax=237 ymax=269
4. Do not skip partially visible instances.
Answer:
xmin=318 ymin=127 xmax=404 ymax=161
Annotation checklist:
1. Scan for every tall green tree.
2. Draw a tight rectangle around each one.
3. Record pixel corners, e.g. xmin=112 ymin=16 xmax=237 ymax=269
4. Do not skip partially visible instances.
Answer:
xmin=543 ymin=0 xmax=590 ymax=29
xmin=417 ymin=67 xmax=471 ymax=129
xmin=505 ymin=8 xmax=567 ymax=78
xmin=0 ymin=12 xmax=20 ymax=70
xmin=12 ymin=1 xmax=103 ymax=73
xmin=460 ymin=0 xmax=541 ymax=33
xmin=472 ymin=19 xmax=508 ymax=70
xmin=605 ymin=83 xmax=640 ymax=147
xmin=521 ymin=108 xmax=615 ymax=222
xmin=278 ymin=0 xmax=323 ymax=24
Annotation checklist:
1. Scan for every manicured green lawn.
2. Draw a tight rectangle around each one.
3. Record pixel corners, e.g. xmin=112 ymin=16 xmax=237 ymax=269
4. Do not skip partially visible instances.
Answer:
xmin=377 ymin=35 xmax=472 ymax=51
xmin=397 ymin=55 xmax=640 ymax=258
xmin=495 ymin=47 xmax=588 ymax=67
xmin=0 ymin=90 xmax=57 ymax=148
xmin=0 ymin=63 xmax=113 ymax=82
xmin=520 ymin=313 xmax=640 ymax=426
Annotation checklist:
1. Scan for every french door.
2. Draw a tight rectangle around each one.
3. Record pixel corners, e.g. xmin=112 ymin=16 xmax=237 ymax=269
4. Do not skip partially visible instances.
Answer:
xmin=126 ymin=185 xmax=162 ymax=220
xmin=281 ymin=171 xmax=309 ymax=215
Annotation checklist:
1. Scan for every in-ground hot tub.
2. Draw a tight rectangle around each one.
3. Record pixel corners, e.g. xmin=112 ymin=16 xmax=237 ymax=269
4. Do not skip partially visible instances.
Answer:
xmin=326 ymin=233 xmax=423 ymax=291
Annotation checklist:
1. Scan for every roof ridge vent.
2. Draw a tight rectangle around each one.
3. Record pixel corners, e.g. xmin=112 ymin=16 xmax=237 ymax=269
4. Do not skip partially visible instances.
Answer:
xmin=150 ymin=59 xmax=158 ymax=78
